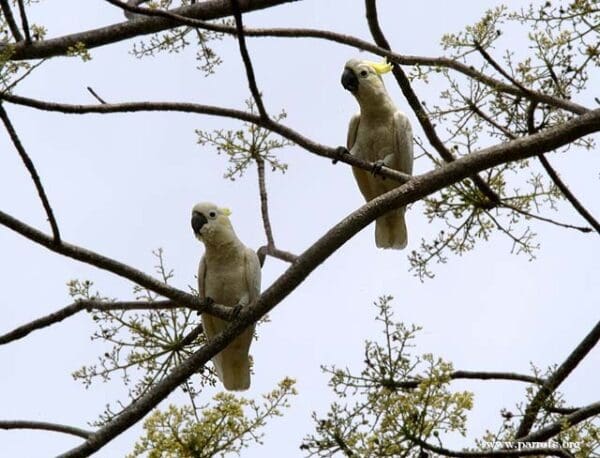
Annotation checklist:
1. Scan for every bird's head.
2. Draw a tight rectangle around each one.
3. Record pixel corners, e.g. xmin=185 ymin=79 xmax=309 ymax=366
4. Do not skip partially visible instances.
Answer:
xmin=341 ymin=58 xmax=392 ymax=102
xmin=191 ymin=202 xmax=235 ymax=245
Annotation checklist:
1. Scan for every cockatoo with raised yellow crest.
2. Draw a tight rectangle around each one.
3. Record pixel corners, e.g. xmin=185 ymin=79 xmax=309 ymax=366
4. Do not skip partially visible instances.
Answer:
xmin=191 ymin=202 xmax=260 ymax=391
xmin=341 ymin=58 xmax=414 ymax=249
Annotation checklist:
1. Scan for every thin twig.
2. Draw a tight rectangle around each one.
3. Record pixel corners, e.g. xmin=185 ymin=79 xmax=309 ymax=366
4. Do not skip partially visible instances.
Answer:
xmin=364 ymin=0 xmax=501 ymax=208
xmin=474 ymin=41 xmax=534 ymax=96
xmin=16 ymin=0 xmax=31 ymax=43
xmin=87 ymin=86 xmax=107 ymax=104
xmin=0 ymin=103 xmax=61 ymax=242
xmin=0 ymin=300 xmax=178 ymax=345
xmin=0 ymin=0 xmax=23 ymax=41
xmin=0 ymin=421 xmax=92 ymax=439
xmin=229 ymin=0 xmax=268 ymax=120
xmin=256 ymin=157 xmax=275 ymax=246
xmin=516 ymin=319 xmax=600 ymax=438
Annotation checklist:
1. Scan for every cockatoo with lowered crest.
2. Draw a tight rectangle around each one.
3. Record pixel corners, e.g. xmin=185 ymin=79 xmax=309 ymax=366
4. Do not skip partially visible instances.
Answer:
xmin=341 ymin=58 xmax=414 ymax=249
xmin=191 ymin=202 xmax=260 ymax=391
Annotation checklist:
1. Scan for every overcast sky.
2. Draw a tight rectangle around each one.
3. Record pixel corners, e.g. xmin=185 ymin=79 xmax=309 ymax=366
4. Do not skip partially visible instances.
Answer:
xmin=1 ymin=1 xmax=599 ymax=456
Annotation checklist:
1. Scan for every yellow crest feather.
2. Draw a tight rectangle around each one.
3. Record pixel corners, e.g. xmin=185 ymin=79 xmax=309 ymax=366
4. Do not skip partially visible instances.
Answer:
xmin=220 ymin=207 xmax=232 ymax=216
xmin=366 ymin=59 xmax=392 ymax=75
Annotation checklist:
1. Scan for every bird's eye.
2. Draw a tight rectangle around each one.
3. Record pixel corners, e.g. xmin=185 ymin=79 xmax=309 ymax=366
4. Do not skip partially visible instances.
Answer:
xmin=209 ymin=211 xmax=217 ymax=218
xmin=360 ymin=70 xmax=368 ymax=77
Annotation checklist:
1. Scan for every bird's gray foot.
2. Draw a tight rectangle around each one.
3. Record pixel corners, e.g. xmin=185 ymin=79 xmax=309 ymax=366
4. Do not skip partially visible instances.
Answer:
xmin=371 ymin=160 xmax=386 ymax=177
xmin=332 ymin=146 xmax=349 ymax=164
xmin=196 ymin=296 xmax=214 ymax=315
xmin=229 ymin=303 xmax=243 ymax=320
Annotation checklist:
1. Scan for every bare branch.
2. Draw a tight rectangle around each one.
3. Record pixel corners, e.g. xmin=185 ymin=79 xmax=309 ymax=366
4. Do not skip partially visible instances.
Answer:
xmin=516 ymin=319 xmax=600 ymax=438
xmin=86 ymin=87 xmax=107 ymax=104
xmin=0 ymin=91 xmax=412 ymax=183
xmin=57 ymin=108 xmax=600 ymax=457
xmin=16 ymin=0 xmax=31 ymax=43
xmin=0 ymin=103 xmax=61 ymax=242
xmin=230 ymin=0 xmax=268 ymax=120
xmin=364 ymin=0 xmax=501 ymax=208
xmin=0 ymin=0 xmax=23 ymax=41
xmin=0 ymin=300 xmax=179 ymax=346
xmin=256 ymin=158 xmax=275 ymax=246
xmin=536 ymin=154 xmax=600 ymax=235
xmin=0 ymin=421 xmax=92 ymax=439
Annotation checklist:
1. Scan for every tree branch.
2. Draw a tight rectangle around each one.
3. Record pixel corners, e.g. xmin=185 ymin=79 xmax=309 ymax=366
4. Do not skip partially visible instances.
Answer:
xmin=256 ymin=158 xmax=275 ymax=247
xmin=56 ymin=108 xmax=600 ymax=457
xmin=516 ymin=319 xmax=600 ymax=438
xmin=0 ymin=0 xmax=23 ymax=41
xmin=0 ymin=421 xmax=92 ymax=439
xmin=0 ymin=91 xmax=412 ymax=183
xmin=364 ymin=0 xmax=501 ymax=208
xmin=5 ymin=0 xmax=295 ymax=60
xmin=0 ymin=103 xmax=61 ymax=242
xmin=230 ymin=0 xmax=268 ymax=120
xmin=388 ymin=370 xmax=544 ymax=389
xmin=409 ymin=434 xmax=573 ymax=458
xmin=16 ymin=0 xmax=31 ymax=44
xmin=519 ymin=401 xmax=600 ymax=443
xmin=0 ymin=299 xmax=179 ymax=346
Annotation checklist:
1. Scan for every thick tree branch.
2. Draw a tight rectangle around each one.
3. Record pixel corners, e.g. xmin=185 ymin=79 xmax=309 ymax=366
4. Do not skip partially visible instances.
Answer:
xmin=516 ymin=319 xmax=600 ymax=438
xmin=364 ymin=0 xmax=501 ymax=208
xmin=57 ymin=108 xmax=600 ymax=457
xmin=230 ymin=0 xmax=268 ymax=120
xmin=0 ymin=299 xmax=178 ymax=345
xmin=0 ymin=0 xmax=23 ymax=41
xmin=519 ymin=401 xmax=600 ymax=443
xmin=0 ymin=104 xmax=61 ymax=242
xmin=409 ymin=434 xmax=573 ymax=458
xmin=0 ymin=92 xmax=412 ymax=183
xmin=5 ymin=0 xmax=295 ymax=60
xmin=0 ymin=421 xmax=92 ymax=439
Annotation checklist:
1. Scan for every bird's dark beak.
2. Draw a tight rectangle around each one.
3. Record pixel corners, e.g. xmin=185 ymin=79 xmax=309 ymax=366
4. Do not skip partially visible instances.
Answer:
xmin=191 ymin=212 xmax=208 ymax=235
xmin=341 ymin=67 xmax=358 ymax=92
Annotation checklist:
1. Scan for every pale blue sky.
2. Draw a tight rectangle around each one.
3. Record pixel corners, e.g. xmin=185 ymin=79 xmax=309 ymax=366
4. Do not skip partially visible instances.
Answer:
xmin=1 ymin=1 xmax=598 ymax=456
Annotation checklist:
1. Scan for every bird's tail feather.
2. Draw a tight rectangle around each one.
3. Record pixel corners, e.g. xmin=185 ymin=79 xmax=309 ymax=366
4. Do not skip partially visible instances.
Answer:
xmin=218 ymin=353 xmax=251 ymax=391
xmin=375 ymin=208 xmax=408 ymax=250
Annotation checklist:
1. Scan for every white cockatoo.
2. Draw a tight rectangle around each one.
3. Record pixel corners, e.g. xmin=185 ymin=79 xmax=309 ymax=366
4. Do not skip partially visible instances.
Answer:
xmin=341 ymin=58 xmax=414 ymax=249
xmin=191 ymin=202 xmax=261 ymax=391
